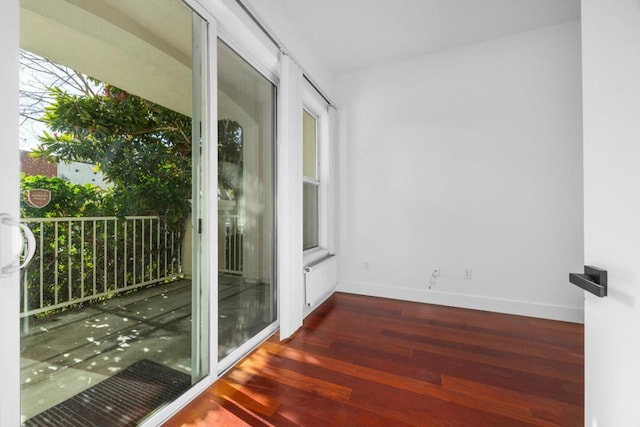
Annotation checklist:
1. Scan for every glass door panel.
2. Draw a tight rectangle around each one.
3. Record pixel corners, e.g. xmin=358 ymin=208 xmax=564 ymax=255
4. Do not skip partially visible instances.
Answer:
xmin=218 ymin=41 xmax=277 ymax=361
xmin=18 ymin=1 xmax=208 ymax=424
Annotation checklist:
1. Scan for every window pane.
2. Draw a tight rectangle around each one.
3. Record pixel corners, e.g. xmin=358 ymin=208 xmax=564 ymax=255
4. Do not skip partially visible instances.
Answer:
xmin=18 ymin=0 xmax=208 ymax=423
xmin=303 ymin=109 xmax=317 ymax=179
xmin=218 ymin=41 xmax=277 ymax=361
xmin=303 ymin=182 xmax=319 ymax=250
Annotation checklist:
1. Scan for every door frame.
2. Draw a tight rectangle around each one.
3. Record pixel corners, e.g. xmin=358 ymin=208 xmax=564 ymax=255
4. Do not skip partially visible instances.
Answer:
xmin=0 ymin=0 xmax=287 ymax=423
xmin=0 ymin=1 xmax=21 ymax=424
xmin=143 ymin=2 xmax=220 ymax=424
xmin=0 ymin=0 xmax=221 ymax=424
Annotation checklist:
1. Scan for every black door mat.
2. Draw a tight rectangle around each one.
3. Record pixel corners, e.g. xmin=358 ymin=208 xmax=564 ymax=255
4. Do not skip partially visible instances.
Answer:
xmin=24 ymin=359 xmax=191 ymax=427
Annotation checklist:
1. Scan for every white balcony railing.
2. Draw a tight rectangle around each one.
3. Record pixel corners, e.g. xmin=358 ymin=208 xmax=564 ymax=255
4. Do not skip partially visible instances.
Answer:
xmin=19 ymin=216 xmax=182 ymax=318
xmin=220 ymin=213 xmax=243 ymax=275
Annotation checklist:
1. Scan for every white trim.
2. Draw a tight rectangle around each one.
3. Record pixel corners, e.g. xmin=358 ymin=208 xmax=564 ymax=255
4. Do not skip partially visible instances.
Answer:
xmin=302 ymin=80 xmax=331 ymax=255
xmin=187 ymin=0 xmax=217 ymax=22
xmin=217 ymin=27 xmax=279 ymax=85
xmin=303 ymin=247 xmax=330 ymax=266
xmin=303 ymin=80 xmax=328 ymax=115
xmin=303 ymin=176 xmax=321 ymax=185
xmin=197 ymin=0 xmax=279 ymax=82
xmin=202 ymin=3 xmax=220 ymax=392
xmin=0 ymin=0 xmax=22 ymax=424
xmin=277 ymin=52 xmax=304 ymax=340
xmin=140 ymin=2 xmax=220 ymax=424
xmin=326 ymin=107 xmax=338 ymax=255
xmin=338 ymin=280 xmax=585 ymax=323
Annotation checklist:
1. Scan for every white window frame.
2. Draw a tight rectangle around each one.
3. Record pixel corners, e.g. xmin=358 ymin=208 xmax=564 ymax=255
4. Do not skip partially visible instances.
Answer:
xmin=302 ymin=80 xmax=330 ymax=266
xmin=302 ymin=108 xmax=320 ymax=251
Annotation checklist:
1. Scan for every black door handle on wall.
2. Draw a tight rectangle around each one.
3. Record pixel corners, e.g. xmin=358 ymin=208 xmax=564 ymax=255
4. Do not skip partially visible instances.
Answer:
xmin=569 ymin=265 xmax=607 ymax=297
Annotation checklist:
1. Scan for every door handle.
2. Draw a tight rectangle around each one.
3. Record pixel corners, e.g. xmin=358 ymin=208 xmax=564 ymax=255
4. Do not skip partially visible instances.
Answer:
xmin=569 ymin=265 xmax=607 ymax=297
xmin=0 ymin=214 xmax=36 ymax=277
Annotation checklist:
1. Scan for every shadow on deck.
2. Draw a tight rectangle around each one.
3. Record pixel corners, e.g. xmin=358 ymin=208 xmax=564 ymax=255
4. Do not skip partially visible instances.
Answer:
xmin=21 ymin=279 xmax=192 ymax=421
xmin=20 ymin=275 xmax=275 ymax=422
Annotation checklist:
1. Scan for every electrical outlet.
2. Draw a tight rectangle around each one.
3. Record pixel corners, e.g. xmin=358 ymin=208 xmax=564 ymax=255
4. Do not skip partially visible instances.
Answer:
xmin=433 ymin=267 xmax=440 ymax=277
xmin=464 ymin=269 xmax=472 ymax=280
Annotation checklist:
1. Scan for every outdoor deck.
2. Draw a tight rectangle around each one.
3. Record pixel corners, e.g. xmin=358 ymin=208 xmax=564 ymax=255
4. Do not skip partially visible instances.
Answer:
xmin=20 ymin=275 xmax=274 ymax=422
xmin=21 ymin=279 xmax=192 ymax=420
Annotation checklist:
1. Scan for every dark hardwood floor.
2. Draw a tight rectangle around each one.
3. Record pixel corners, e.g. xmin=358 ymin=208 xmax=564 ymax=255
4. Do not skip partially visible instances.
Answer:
xmin=164 ymin=292 xmax=584 ymax=426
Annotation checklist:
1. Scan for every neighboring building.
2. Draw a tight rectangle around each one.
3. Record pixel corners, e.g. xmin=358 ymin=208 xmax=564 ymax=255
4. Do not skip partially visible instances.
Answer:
xmin=57 ymin=161 xmax=111 ymax=189
xmin=20 ymin=150 xmax=111 ymax=189
xmin=20 ymin=150 xmax=56 ymax=177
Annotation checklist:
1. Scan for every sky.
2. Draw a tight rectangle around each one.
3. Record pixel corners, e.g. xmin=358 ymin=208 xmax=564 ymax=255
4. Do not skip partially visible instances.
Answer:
xmin=19 ymin=50 xmax=99 ymax=151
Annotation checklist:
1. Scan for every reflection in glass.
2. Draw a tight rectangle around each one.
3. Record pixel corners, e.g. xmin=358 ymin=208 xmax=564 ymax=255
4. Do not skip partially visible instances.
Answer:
xmin=303 ymin=182 xmax=319 ymax=250
xmin=303 ymin=109 xmax=317 ymax=179
xmin=303 ymin=109 xmax=319 ymax=250
xmin=217 ymin=41 xmax=277 ymax=361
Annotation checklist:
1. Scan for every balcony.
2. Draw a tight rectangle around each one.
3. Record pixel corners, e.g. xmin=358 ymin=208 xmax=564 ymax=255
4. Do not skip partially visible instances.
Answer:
xmin=19 ymin=214 xmax=253 ymax=421
xmin=20 ymin=216 xmax=183 ymax=319
xmin=20 ymin=279 xmax=191 ymax=420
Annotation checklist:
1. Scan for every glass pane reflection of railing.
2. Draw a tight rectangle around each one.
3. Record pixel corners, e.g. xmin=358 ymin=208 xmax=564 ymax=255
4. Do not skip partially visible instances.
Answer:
xmin=220 ymin=213 xmax=243 ymax=275
xmin=19 ymin=216 xmax=182 ymax=318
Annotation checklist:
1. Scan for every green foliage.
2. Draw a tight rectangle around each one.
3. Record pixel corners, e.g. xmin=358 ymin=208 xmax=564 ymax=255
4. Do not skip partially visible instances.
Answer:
xmin=218 ymin=119 xmax=243 ymax=200
xmin=21 ymin=217 xmax=182 ymax=316
xmin=20 ymin=173 xmax=181 ymax=317
xmin=32 ymin=84 xmax=192 ymax=231
xmin=20 ymin=80 xmax=192 ymax=315
xmin=19 ymin=55 xmax=197 ymax=316
xmin=20 ymin=174 xmax=111 ymax=218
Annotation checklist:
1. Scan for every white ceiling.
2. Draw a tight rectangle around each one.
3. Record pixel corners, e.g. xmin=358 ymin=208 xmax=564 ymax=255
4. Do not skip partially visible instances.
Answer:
xmin=259 ymin=0 xmax=580 ymax=74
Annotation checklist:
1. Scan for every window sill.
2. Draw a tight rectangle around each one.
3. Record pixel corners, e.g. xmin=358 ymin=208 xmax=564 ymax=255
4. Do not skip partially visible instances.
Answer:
xmin=303 ymin=247 xmax=330 ymax=267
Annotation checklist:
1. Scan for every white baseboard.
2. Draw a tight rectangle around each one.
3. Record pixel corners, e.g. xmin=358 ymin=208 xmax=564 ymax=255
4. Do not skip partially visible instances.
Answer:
xmin=337 ymin=280 xmax=584 ymax=323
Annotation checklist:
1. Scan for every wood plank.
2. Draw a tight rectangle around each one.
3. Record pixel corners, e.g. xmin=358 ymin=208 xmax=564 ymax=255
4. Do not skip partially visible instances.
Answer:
xmin=212 ymin=378 xmax=280 ymax=418
xmin=238 ymin=349 xmax=353 ymax=402
xmin=294 ymin=324 xmax=582 ymax=383
xmin=442 ymin=375 xmax=583 ymax=426
xmin=410 ymin=348 xmax=582 ymax=405
xmin=346 ymin=378 xmax=541 ymax=427
xmin=258 ymin=341 xmax=566 ymax=426
xmin=164 ymin=292 xmax=584 ymax=427
xmin=381 ymin=329 xmax=583 ymax=382
xmin=303 ymin=309 xmax=583 ymax=364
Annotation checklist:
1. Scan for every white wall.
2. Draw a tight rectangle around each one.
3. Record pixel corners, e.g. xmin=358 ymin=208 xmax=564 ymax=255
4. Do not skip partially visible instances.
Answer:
xmin=582 ymin=0 xmax=640 ymax=425
xmin=336 ymin=21 xmax=584 ymax=322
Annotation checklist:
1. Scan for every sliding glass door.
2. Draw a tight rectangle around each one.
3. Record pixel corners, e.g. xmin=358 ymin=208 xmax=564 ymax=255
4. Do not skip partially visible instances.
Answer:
xmin=217 ymin=40 xmax=277 ymax=362
xmin=4 ymin=1 xmax=281 ymax=423
xmin=18 ymin=0 xmax=209 ymax=424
